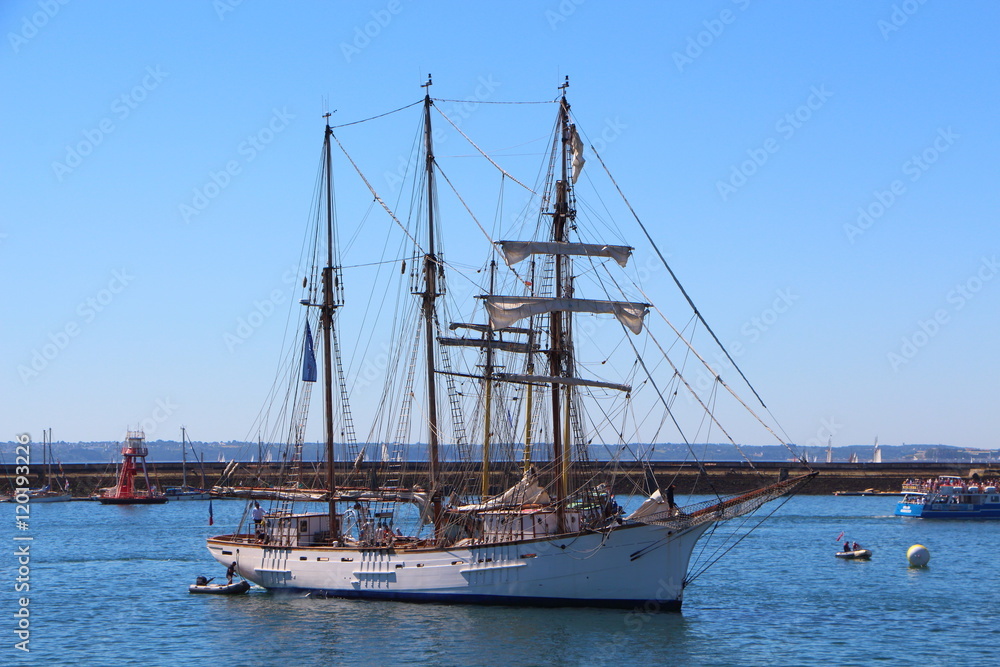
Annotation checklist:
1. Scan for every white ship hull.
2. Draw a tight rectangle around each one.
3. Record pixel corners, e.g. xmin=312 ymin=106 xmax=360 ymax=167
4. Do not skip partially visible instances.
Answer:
xmin=208 ymin=520 xmax=712 ymax=609
xmin=28 ymin=491 xmax=73 ymax=503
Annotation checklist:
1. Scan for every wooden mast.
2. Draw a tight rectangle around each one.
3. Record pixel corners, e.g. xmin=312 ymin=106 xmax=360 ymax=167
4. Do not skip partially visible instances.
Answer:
xmin=482 ymin=260 xmax=496 ymax=499
xmin=550 ymin=77 xmax=571 ymax=532
xmin=322 ymin=114 xmax=340 ymax=540
xmin=421 ymin=76 xmax=443 ymax=533
xmin=522 ymin=262 xmax=536 ymax=473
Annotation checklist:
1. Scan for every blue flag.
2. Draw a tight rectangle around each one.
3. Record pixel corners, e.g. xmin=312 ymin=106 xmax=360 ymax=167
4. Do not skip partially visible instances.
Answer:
xmin=302 ymin=321 xmax=318 ymax=383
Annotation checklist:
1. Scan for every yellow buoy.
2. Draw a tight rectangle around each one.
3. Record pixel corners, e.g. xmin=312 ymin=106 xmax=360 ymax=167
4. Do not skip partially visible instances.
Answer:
xmin=907 ymin=544 xmax=930 ymax=567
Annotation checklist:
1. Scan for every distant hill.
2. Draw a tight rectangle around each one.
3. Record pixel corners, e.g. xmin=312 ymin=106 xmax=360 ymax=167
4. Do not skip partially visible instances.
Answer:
xmin=2 ymin=439 xmax=997 ymax=464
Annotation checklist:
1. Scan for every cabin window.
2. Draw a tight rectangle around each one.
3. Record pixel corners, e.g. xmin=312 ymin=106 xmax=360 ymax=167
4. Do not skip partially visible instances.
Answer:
xmin=992 ymin=496 xmax=999 ymax=502
xmin=299 ymin=520 xmax=308 ymax=533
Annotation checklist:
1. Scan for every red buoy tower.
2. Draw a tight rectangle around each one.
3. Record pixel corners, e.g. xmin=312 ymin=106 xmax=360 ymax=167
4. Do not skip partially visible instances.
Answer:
xmin=98 ymin=430 xmax=168 ymax=504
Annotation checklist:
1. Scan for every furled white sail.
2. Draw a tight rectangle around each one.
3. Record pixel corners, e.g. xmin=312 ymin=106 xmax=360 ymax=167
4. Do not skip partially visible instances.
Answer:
xmin=498 ymin=373 xmax=631 ymax=393
xmin=496 ymin=240 xmax=632 ymax=268
xmin=628 ymin=490 xmax=665 ymax=520
xmin=570 ymin=124 xmax=585 ymax=183
xmin=456 ymin=469 xmax=550 ymax=512
xmin=439 ymin=337 xmax=534 ymax=354
xmin=485 ymin=296 xmax=649 ymax=334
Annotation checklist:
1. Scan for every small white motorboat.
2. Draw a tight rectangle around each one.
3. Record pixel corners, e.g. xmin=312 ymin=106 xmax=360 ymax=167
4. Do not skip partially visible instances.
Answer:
xmin=835 ymin=549 xmax=872 ymax=560
xmin=188 ymin=576 xmax=251 ymax=595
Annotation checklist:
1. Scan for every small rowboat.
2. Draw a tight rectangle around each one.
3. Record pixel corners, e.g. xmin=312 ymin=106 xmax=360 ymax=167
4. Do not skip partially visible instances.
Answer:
xmin=835 ymin=549 xmax=872 ymax=560
xmin=189 ymin=578 xmax=251 ymax=595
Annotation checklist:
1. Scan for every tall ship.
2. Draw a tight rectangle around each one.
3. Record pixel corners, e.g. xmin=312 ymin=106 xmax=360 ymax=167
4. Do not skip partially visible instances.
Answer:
xmin=206 ymin=79 xmax=814 ymax=609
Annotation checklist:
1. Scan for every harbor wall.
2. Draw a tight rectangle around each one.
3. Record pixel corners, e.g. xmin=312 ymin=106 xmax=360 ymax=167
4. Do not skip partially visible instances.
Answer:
xmin=5 ymin=461 xmax=999 ymax=497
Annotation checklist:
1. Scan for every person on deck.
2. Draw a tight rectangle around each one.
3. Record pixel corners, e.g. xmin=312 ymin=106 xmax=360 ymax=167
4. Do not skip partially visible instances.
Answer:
xmin=226 ymin=561 xmax=237 ymax=585
xmin=852 ymin=541 xmax=861 ymax=551
xmin=843 ymin=541 xmax=851 ymax=553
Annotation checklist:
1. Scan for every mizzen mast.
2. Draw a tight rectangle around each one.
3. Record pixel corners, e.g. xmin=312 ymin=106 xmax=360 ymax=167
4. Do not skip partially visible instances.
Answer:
xmin=420 ymin=75 xmax=443 ymax=533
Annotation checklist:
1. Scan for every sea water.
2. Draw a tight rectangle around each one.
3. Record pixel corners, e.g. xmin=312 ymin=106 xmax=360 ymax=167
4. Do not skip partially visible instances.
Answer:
xmin=4 ymin=495 xmax=998 ymax=666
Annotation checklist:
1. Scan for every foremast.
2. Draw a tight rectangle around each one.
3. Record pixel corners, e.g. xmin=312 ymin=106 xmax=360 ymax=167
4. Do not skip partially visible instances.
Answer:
xmin=482 ymin=79 xmax=647 ymax=533
xmin=321 ymin=116 xmax=340 ymax=540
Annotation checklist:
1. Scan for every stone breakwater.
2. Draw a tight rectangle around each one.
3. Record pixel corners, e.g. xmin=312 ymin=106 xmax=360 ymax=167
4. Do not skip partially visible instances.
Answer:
xmin=4 ymin=461 xmax=997 ymax=497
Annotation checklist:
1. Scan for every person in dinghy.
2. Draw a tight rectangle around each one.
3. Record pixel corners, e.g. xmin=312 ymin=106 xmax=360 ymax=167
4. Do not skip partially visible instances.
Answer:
xmin=189 ymin=563 xmax=251 ymax=594
xmin=836 ymin=540 xmax=872 ymax=559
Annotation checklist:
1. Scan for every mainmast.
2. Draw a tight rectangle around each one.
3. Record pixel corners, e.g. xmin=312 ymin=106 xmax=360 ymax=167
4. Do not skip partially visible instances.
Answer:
xmin=482 ymin=261 xmax=496 ymax=499
xmin=321 ymin=114 xmax=340 ymax=540
xmin=421 ymin=76 xmax=443 ymax=532
xmin=550 ymin=78 xmax=572 ymax=532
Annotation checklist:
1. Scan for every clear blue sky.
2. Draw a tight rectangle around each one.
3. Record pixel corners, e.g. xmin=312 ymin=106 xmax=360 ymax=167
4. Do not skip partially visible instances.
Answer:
xmin=3 ymin=1 xmax=998 ymax=450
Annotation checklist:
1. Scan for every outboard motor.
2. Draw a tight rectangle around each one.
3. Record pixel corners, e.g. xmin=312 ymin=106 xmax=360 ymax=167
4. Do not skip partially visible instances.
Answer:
xmin=195 ymin=576 xmax=208 ymax=586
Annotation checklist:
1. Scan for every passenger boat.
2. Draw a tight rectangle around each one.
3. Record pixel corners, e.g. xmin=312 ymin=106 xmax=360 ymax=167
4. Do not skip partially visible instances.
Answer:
xmin=895 ymin=476 xmax=1000 ymax=518
xmin=205 ymin=79 xmax=815 ymax=610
